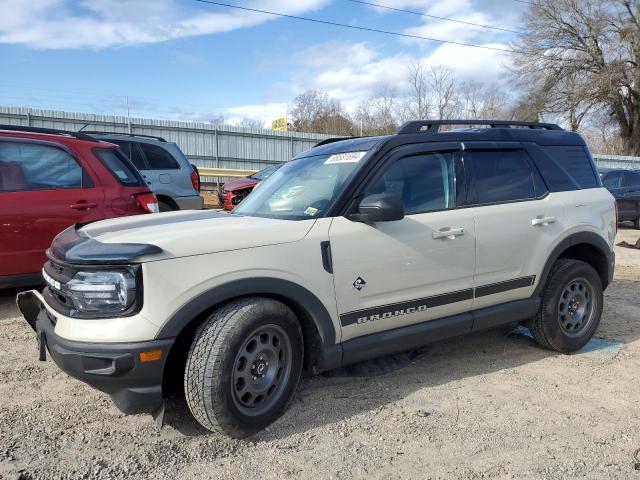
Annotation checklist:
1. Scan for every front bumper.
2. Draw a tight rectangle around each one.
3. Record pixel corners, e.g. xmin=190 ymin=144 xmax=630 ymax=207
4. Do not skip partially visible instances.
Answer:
xmin=17 ymin=290 xmax=174 ymax=415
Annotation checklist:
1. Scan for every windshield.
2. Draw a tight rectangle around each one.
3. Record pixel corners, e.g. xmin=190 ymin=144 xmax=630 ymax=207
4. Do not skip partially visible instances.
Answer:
xmin=233 ymin=152 xmax=366 ymax=220
xmin=250 ymin=164 xmax=280 ymax=181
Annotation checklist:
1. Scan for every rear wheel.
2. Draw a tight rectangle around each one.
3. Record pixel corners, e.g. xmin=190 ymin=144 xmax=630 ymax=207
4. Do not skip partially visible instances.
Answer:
xmin=633 ymin=216 xmax=640 ymax=229
xmin=530 ymin=259 xmax=603 ymax=353
xmin=184 ymin=297 xmax=303 ymax=438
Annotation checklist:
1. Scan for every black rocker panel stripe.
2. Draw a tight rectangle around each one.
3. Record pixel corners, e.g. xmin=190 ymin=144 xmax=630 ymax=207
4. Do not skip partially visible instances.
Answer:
xmin=340 ymin=275 xmax=536 ymax=327
xmin=474 ymin=275 xmax=536 ymax=298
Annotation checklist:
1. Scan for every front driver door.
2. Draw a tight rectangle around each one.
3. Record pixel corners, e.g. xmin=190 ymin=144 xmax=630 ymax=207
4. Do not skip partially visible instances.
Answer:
xmin=328 ymin=143 xmax=476 ymax=342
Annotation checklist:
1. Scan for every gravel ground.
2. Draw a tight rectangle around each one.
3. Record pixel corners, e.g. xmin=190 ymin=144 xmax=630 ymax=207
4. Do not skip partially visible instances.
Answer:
xmin=1 ymin=228 xmax=640 ymax=480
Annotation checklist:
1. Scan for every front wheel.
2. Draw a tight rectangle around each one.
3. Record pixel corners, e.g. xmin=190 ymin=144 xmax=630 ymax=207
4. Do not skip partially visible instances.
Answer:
xmin=530 ymin=259 xmax=603 ymax=353
xmin=184 ymin=297 xmax=303 ymax=438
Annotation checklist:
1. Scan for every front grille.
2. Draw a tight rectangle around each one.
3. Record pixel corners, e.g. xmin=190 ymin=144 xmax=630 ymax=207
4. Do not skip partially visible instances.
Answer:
xmin=42 ymin=260 xmax=75 ymax=315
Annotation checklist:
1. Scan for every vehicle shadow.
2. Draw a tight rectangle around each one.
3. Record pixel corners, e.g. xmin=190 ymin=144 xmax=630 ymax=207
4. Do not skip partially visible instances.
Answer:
xmin=164 ymin=277 xmax=640 ymax=440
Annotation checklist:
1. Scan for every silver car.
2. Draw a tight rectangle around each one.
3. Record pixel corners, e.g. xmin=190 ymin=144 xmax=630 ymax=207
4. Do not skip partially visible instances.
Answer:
xmin=86 ymin=132 xmax=203 ymax=211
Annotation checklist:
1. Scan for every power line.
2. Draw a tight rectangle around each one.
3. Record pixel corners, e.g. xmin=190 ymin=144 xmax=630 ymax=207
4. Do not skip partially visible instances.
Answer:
xmin=192 ymin=0 xmax=516 ymax=54
xmin=348 ymin=0 xmax=523 ymax=35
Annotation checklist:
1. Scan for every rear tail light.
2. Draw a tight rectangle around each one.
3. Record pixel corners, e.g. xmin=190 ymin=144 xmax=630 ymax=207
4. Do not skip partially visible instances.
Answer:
xmin=191 ymin=170 xmax=200 ymax=192
xmin=614 ymin=200 xmax=618 ymax=235
xmin=135 ymin=192 xmax=159 ymax=213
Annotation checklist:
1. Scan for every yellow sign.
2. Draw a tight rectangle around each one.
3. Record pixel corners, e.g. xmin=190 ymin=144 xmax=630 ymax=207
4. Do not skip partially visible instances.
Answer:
xmin=272 ymin=116 xmax=288 ymax=131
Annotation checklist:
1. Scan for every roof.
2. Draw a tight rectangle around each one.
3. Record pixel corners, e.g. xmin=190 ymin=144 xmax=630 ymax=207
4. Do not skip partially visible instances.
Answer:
xmin=85 ymin=131 xmax=168 ymax=143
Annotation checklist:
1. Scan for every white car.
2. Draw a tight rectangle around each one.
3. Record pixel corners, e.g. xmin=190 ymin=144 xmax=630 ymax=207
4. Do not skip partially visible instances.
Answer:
xmin=18 ymin=120 xmax=616 ymax=438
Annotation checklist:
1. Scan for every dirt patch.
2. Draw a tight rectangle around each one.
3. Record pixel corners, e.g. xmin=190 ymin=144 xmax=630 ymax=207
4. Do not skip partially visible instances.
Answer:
xmin=1 ymin=230 xmax=639 ymax=479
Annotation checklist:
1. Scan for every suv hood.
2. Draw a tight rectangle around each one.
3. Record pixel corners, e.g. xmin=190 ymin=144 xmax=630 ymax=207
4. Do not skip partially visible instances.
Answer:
xmin=79 ymin=210 xmax=314 ymax=260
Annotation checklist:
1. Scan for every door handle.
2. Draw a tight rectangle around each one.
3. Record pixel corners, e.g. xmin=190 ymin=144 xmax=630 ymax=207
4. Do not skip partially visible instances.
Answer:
xmin=531 ymin=216 xmax=556 ymax=226
xmin=432 ymin=227 xmax=465 ymax=239
xmin=70 ymin=202 xmax=97 ymax=210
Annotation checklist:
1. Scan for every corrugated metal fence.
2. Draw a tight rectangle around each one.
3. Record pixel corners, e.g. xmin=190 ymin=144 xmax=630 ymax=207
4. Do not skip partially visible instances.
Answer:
xmin=1 ymin=106 xmax=638 ymax=176
xmin=592 ymin=154 xmax=640 ymax=169
xmin=0 ymin=106 xmax=334 ymax=184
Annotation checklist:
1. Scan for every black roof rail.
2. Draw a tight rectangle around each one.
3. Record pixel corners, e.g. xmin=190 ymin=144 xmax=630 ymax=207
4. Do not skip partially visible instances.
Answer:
xmin=82 ymin=130 xmax=167 ymax=142
xmin=0 ymin=124 xmax=99 ymax=142
xmin=314 ymin=136 xmax=353 ymax=147
xmin=396 ymin=120 xmax=563 ymax=134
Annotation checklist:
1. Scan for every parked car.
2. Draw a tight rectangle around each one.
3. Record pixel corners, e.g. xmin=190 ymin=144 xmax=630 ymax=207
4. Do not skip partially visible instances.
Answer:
xmin=599 ymin=167 xmax=640 ymax=229
xmin=0 ymin=125 xmax=158 ymax=288
xmin=84 ymin=132 xmax=203 ymax=212
xmin=218 ymin=164 xmax=281 ymax=210
xmin=18 ymin=120 xmax=615 ymax=438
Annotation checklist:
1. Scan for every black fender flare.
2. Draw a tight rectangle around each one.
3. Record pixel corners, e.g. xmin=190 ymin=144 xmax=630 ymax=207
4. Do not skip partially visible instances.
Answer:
xmin=533 ymin=231 xmax=613 ymax=296
xmin=155 ymin=277 xmax=337 ymax=347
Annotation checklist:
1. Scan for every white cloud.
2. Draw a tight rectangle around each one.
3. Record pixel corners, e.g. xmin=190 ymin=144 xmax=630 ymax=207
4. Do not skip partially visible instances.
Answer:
xmin=223 ymin=102 xmax=289 ymax=127
xmin=0 ymin=0 xmax=331 ymax=49
xmin=290 ymin=40 xmax=511 ymax=111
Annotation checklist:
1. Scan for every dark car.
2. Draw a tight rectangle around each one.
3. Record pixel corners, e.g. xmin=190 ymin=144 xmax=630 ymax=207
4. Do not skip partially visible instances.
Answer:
xmin=599 ymin=168 xmax=640 ymax=229
xmin=0 ymin=125 xmax=158 ymax=288
xmin=218 ymin=164 xmax=281 ymax=210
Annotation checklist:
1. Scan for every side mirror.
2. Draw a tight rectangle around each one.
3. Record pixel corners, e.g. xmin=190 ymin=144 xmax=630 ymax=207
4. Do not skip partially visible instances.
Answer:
xmin=350 ymin=193 xmax=405 ymax=222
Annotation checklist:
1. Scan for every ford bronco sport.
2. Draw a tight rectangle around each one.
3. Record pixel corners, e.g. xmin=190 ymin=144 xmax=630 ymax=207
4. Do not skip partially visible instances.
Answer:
xmin=17 ymin=120 xmax=616 ymax=438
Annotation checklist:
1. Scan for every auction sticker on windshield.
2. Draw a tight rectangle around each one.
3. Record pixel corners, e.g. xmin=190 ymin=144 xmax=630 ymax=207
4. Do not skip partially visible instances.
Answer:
xmin=324 ymin=151 xmax=366 ymax=164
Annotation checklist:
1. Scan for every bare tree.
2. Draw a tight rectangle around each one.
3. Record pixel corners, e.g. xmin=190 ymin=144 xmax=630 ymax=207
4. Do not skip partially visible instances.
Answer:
xmin=353 ymin=87 xmax=399 ymax=135
xmin=289 ymin=90 xmax=355 ymax=135
xmin=511 ymin=0 xmax=640 ymax=153
xmin=406 ymin=61 xmax=432 ymax=119
xmin=238 ymin=117 xmax=265 ymax=130
xmin=429 ymin=65 xmax=458 ymax=120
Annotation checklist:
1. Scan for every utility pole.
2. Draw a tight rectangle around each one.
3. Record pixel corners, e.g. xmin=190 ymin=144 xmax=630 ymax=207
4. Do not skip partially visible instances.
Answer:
xmin=126 ymin=96 xmax=132 ymax=134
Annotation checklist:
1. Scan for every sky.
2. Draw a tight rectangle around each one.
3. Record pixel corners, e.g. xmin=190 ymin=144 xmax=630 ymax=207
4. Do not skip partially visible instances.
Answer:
xmin=0 ymin=0 xmax=528 ymax=126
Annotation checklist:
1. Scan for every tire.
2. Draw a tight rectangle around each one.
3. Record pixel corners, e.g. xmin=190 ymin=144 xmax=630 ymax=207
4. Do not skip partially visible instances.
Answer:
xmin=159 ymin=200 xmax=175 ymax=212
xmin=530 ymin=259 xmax=603 ymax=353
xmin=184 ymin=297 xmax=303 ymax=438
xmin=633 ymin=217 xmax=640 ymax=230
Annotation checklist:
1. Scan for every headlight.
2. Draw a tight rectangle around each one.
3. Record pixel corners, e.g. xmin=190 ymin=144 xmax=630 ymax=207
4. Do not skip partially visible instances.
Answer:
xmin=46 ymin=268 xmax=139 ymax=318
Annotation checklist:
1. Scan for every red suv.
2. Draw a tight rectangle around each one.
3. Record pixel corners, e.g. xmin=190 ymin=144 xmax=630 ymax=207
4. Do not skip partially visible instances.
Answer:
xmin=0 ymin=125 xmax=158 ymax=288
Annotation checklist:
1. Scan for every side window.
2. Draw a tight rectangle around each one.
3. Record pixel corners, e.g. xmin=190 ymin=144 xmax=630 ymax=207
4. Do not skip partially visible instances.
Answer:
xmin=623 ymin=171 xmax=640 ymax=188
xmin=0 ymin=142 xmax=87 ymax=192
xmin=113 ymin=141 xmax=147 ymax=170
xmin=539 ymin=146 xmax=598 ymax=189
xmin=602 ymin=172 xmax=623 ymax=189
xmin=93 ymin=148 xmax=143 ymax=186
xmin=366 ymin=152 xmax=459 ymax=215
xmin=138 ymin=143 xmax=179 ymax=170
xmin=466 ymin=150 xmax=536 ymax=204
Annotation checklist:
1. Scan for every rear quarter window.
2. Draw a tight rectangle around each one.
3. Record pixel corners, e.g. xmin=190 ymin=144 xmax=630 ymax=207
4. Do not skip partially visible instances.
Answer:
xmin=536 ymin=146 xmax=599 ymax=191
xmin=112 ymin=141 xmax=147 ymax=170
xmin=93 ymin=148 xmax=144 ymax=186
xmin=138 ymin=143 xmax=180 ymax=170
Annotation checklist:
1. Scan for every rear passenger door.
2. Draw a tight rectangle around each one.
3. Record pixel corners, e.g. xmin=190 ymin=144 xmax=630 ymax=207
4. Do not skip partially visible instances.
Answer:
xmin=622 ymin=171 xmax=640 ymax=221
xmin=0 ymin=141 xmax=104 ymax=277
xmin=136 ymin=142 xmax=181 ymax=190
xmin=463 ymin=144 xmax=567 ymax=309
xmin=601 ymin=171 xmax=628 ymax=218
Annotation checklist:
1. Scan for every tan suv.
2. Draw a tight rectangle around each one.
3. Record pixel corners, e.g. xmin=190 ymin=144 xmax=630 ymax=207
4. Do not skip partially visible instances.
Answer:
xmin=18 ymin=120 xmax=616 ymax=438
